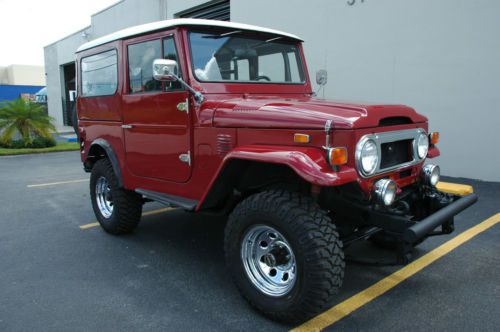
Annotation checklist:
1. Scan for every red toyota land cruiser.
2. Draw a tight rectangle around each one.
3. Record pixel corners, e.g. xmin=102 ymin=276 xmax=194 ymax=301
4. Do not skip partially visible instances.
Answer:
xmin=76 ymin=18 xmax=477 ymax=322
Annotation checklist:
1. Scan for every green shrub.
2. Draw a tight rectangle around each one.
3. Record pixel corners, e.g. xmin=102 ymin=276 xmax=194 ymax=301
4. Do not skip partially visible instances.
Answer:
xmin=31 ymin=136 xmax=56 ymax=148
xmin=1 ymin=139 xmax=25 ymax=149
xmin=0 ymin=136 xmax=56 ymax=149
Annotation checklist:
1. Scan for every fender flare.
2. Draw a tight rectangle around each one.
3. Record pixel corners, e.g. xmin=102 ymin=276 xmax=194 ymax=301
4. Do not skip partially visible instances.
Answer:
xmin=196 ymin=145 xmax=358 ymax=210
xmin=87 ymin=138 xmax=124 ymax=188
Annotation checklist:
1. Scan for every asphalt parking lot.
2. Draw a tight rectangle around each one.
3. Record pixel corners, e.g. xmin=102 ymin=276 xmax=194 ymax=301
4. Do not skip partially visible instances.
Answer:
xmin=0 ymin=151 xmax=499 ymax=331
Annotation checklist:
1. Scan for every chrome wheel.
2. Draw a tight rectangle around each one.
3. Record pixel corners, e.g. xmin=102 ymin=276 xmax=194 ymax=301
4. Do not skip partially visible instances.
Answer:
xmin=95 ymin=176 xmax=113 ymax=218
xmin=241 ymin=225 xmax=297 ymax=297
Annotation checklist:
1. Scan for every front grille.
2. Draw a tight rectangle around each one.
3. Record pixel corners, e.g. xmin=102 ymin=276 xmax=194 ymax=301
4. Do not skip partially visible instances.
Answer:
xmin=380 ymin=139 xmax=413 ymax=169
xmin=356 ymin=128 xmax=425 ymax=178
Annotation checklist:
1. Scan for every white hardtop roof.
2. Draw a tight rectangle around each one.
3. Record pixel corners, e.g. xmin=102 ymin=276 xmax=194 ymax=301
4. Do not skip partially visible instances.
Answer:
xmin=76 ymin=18 xmax=303 ymax=52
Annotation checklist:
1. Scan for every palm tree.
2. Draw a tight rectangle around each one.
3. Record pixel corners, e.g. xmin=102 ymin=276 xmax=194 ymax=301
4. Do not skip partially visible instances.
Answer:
xmin=0 ymin=98 xmax=56 ymax=146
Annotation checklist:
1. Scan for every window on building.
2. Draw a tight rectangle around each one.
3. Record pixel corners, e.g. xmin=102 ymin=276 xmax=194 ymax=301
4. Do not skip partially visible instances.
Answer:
xmin=81 ymin=49 xmax=118 ymax=97
xmin=128 ymin=40 xmax=162 ymax=93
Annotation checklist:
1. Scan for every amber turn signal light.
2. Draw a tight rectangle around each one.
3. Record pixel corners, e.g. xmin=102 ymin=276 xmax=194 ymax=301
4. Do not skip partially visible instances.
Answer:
xmin=429 ymin=132 xmax=439 ymax=145
xmin=294 ymin=133 xmax=310 ymax=143
xmin=327 ymin=147 xmax=348 ymax=166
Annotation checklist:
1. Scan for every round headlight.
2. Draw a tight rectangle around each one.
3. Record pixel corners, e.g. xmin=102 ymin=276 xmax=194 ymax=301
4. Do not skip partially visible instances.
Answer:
xmin=417 ymin=133 xmax=429 ymax=159
xmin=422 ymin=164 xmax=440 ymax=186
xmin=373 ymin=178 xmax=397 ymax=206
xmin=359 ymin=139 xmax=379 ymax=175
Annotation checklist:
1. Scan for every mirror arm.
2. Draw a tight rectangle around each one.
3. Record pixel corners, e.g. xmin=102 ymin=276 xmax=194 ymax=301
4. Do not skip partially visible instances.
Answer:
xmin=168 ymin=72 xmax=204 ymax=104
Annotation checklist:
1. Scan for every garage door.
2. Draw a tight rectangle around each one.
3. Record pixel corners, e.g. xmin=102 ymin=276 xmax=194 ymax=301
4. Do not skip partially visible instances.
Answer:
xmin=175 ymin=0 xmax=230 ymax=21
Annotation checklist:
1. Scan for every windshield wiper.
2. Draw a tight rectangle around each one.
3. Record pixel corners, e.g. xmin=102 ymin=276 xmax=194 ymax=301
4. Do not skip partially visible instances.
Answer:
xmin=265 ymin=36 xmax=282 ymax=43
xmin=202 ymin=30 xmax=242 ymax=39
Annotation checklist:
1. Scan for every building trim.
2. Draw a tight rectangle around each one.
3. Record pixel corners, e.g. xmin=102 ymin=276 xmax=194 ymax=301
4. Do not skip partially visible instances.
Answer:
xmin=44 ymin=26 xmax=91 ymax=49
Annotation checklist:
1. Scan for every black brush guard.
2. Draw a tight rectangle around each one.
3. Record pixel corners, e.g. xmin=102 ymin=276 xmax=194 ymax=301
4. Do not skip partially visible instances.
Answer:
xmin=334 ymin=188 xmax=478 ymax=264
xmin=365 ymin=192 xmax=478 ymax=263
xmin=403 ymin=193 xmax=478 ymax=243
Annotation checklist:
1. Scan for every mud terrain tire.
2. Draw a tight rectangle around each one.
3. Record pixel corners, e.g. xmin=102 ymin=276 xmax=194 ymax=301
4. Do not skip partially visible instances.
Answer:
xmin=90 ymin=159 xmax=142 ymax=234
xmin=224 ymin=190 xmax=344 ymax=323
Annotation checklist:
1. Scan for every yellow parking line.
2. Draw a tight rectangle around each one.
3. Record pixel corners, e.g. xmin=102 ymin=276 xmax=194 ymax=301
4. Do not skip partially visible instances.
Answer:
xmin=79 ymin=222 xmax=99 ymax=230
xmin=292 ymin=213 xmax=500 ymax=332
xmin=79 ymin=207 xmax=176 ymax=230
xmin=27 ymin=179 xmax=89 ymax=188
xmin=437 ymin=182 xmax=474 ymax=196
xmin=142 ymin=207 xmax=176 ymax=217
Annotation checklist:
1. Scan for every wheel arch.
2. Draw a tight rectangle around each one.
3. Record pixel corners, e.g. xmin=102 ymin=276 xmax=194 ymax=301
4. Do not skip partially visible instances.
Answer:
xmin=196 ymin=145 xmax=358 ymax=211
xmin=84 ymin=138 xmax=123 ymax=188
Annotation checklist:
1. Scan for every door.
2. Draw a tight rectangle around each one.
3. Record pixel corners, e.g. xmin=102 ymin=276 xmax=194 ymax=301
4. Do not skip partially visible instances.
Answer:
xmin=122 ymin=34 xmax=191 ymax=182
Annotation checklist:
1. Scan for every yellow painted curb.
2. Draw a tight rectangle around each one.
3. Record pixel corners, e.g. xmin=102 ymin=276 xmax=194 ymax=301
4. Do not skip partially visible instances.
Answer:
xmin=436 ymin=182 xmax=474 ymax=196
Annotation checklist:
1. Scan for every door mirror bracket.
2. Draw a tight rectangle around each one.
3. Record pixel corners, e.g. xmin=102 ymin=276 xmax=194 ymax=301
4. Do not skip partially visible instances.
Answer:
xmin=153 ymin=59 xmax=204 ymax=104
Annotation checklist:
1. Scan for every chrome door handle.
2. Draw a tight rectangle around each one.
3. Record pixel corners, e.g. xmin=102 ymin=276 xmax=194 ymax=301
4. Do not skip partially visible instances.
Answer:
xmin=121 ymin=124 xmax=133 ymax=129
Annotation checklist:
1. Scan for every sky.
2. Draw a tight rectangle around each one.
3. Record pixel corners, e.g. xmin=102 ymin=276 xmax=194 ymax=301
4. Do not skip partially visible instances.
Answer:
xmin=0 ymin=0 xmax=120 ymax=66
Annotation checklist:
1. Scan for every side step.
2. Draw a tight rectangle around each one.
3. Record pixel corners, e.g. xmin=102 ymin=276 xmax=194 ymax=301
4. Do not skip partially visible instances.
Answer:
xmin=136 ymin=189 xmax=198 ymax=211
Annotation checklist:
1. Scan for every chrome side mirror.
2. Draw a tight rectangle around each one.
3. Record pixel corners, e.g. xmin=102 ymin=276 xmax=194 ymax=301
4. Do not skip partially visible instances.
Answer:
xmin=316 ymin=69 xmax=328 ymax=86
xmin=153 ymin=59 xmax=178 ymax=81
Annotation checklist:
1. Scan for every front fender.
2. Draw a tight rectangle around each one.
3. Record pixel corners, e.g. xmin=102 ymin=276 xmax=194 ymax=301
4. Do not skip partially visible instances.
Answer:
xmin=196 ymin=145 xmax=358 ymax=210
xmin=225 ymin=145 xmax=357 ymax=186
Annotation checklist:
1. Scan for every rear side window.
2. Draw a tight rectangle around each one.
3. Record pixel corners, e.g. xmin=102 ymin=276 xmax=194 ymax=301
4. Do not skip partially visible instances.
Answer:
xmin=81 ymin=49 xmax=118 ymax=97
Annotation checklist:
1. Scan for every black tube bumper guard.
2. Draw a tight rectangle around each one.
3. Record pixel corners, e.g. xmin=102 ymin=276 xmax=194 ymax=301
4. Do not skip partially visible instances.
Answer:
xmin=403 ymin=193 xmax=478 ymax=243
xmin=368 ymin=192 xmax=478 ymax=245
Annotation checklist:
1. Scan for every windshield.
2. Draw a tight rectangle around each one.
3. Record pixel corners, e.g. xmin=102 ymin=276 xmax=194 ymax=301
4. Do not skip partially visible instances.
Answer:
xmin=189 ymin=31 xmax=305 ymax=84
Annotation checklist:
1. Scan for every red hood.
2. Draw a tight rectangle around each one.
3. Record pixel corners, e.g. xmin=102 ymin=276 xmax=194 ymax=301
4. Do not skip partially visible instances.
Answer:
xmin=213 ymin=96 xmax=427 ymax=129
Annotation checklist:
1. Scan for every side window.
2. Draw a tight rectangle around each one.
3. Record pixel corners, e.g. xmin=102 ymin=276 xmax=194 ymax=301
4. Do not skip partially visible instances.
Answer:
xmin=229 ymin=59 xmax=249 ymax=80
xmin=81 ymin=49 xmax=118 ymax=97
xmin=163 ymin=37 xmax=183 ymax=91
xmin=128 ymin=40 xmax=162 ymax=94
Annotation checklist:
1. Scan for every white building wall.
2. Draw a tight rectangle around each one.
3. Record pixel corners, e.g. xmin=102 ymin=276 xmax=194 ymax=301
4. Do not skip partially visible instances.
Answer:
xmin=89 ymin=0 xmax=166 ymax=38
xmin=0 ymin=67 xmax=8 ymax=84
xmin=0 ymin=65 xmax=45 ymax=86
xmin=231 ymin=0 xmax=500 ymax=182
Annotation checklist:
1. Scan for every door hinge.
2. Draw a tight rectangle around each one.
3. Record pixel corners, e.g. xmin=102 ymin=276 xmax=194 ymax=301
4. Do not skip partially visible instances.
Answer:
xmin=177 ymin=98 xmax=189 ymax=113
xmin=179 ymin=151 xmax=191 ymax=166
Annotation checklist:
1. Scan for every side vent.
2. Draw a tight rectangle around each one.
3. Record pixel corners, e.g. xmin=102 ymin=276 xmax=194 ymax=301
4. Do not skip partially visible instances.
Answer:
xmin=379 ymin=116 xmax=413 ymax=126
xmin=216 ymin=134 xmax=233 ymax=156
xmin=233 ymin=108 xmax=259 ymax=112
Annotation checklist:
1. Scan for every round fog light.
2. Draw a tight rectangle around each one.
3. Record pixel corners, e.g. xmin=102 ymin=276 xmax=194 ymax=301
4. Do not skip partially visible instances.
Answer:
xmin=422 ymin=164 xmax=440 ymax=186
xmin=373 ymin=179 xmax=397 ymax=206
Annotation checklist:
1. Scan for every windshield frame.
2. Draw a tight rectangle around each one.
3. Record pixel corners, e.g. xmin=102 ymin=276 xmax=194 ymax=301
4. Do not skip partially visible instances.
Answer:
xmin=187 ymin=29 xmax=307 ymax=85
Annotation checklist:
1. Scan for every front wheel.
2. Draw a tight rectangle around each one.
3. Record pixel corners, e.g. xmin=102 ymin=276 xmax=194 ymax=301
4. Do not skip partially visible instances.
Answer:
xmin=90 ymin=159 xmax=143 ymax=234
xmin=224 ymin=190 xmax=345 ymax=323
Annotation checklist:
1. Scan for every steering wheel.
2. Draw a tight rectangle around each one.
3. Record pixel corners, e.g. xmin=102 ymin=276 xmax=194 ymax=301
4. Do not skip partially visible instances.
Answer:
xmin=257 ymin=75 xmax=271 ymax=81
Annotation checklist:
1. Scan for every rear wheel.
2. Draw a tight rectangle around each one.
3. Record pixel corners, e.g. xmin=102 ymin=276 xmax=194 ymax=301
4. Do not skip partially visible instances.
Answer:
xmin=90 ymin=159 xmax=142 ymax=234
xmin=224 ymin=190 xmax=345 ymax=323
